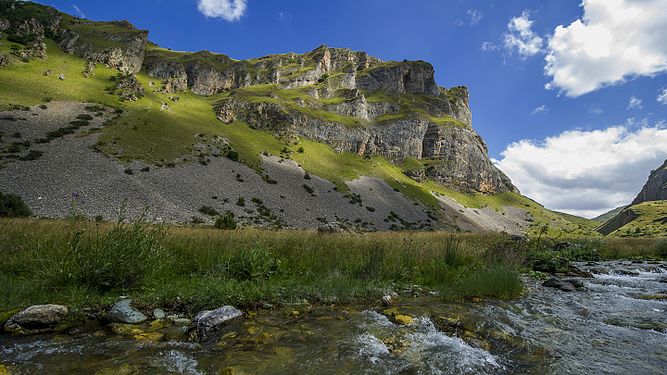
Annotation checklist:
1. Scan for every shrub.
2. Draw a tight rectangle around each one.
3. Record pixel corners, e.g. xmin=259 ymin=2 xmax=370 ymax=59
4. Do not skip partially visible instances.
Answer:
xmin=0 ymin=192 xmax=32 ymax=217
xmin=226 ymin=150 xmax=239 ymax=161
xmin=251 ymin=197 xmax=263 ymax=205
xmin=297 ymin=147 xmax=304 ymax=153
xmin=77 ymin=114 xmax=94 ymax=121
xmin=20 ymin=150 xmax=43 ymax=161
xmin=303 ymin=184 xmax=314 ymax=194
xmin=199 ymin=205 xmax=219 ymax=216
xmin=304 ymin=173 xmax=311 ymax=180
xmin=236 ymin=197 xmax=245 ymax=207
xmin=228 ymin=247 xmax=280 ymax=281
xmin=214 ymin=211 xmax=237 ymax=230
xmin=123 ymin=168 xmax=134 ymax=175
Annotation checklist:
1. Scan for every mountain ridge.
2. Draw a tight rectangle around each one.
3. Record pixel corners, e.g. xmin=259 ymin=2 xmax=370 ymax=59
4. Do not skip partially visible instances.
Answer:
xmin=0 ymin=0 xmax=598 ymax=235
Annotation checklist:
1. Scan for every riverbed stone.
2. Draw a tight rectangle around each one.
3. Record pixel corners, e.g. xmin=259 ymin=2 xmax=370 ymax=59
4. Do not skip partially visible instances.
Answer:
xmin=153 ymin=308 xmax=166 ymax=320
xmin=543 ymin=278 xmax=576 ymax=292
xmin=108 ymin=299 xmax=147 ymax=324
xmin=193 ymin=306 xmax=243 ymax=340
xmin=4 ymin=304 xmax=68 ymax=334
xmin=394 ymin=314 xmax=414 ymax=325
xmin=562 ymin=278 xmax=584 ymax=288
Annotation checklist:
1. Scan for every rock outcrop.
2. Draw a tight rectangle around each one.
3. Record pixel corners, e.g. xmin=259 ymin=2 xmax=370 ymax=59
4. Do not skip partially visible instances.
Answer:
xmin=0 ymin=1 xmax=147 ymax=73
xmin=632 ymin=159 xmax=667 ymax=204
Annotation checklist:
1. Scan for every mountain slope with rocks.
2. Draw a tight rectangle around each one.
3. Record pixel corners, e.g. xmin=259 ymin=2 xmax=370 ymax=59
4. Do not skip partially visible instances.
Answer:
xmin=597 ymin=160 xmax=667 ymax=237
xmin=0 ymin=0 xmax=594 ymax=235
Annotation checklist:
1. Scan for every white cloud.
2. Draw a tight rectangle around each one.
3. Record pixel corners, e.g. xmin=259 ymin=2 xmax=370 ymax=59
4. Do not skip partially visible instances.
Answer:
xmin=658 ymin=88 xmax=667 ymax=105
xmin=481 ymin=41 xmax=499 ymax=52
xmin=545 ymin=0 xmax=667 ymax=97
xmin=495 ymin=122 xmax=667 ymax=218
xmin=531 ymin=105 xmax=549 ymax=115
xmin=627 ymin=96 xmax=643 ymax=110
xmin=589 ymin=107 xmax=604 ymax=115
xmin=503 ymin=10 xmax=543 ymax=58
xmin=467 ymin=9 xmax=483 ymax=26
xmin=197 ymin=0 xmax=247 ymax=21
xmin=72 ymin=4 xmax=86 ymax=19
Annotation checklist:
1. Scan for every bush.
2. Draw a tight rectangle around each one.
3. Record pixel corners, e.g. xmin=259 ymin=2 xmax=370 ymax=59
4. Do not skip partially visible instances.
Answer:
xmin=199 ymin=205 xmax=219 ymax=216
xmin=303 ymin=184 xmax=314 ymax=194
xmin=0 ymin=192 xmax=32 ymax=217
xmin=228 ymin=247 xmax=280 ymax=281
xmin=236 ymin=197 xmax=245 ymax=207
xmin=214 ymin=211 xmax=237 ymax=230
xmin=226 ymin=150 xmax=239 ymax=161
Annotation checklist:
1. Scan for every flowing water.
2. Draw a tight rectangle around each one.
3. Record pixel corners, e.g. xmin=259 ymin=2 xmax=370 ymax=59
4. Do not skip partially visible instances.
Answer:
xmin=2 ymin=260 xmax=666 ymax=374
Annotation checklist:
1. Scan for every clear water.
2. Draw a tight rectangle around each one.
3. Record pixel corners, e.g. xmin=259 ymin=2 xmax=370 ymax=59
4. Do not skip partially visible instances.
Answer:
xmin=1 ymin=261 xmax=666 ymax=374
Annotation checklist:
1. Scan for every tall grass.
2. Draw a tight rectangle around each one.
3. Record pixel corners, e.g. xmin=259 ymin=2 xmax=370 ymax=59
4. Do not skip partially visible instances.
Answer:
xmin=0 ymin=218 xmax=524 ymax=311
xmin=2 ymin=218 xmax=660 ymax=312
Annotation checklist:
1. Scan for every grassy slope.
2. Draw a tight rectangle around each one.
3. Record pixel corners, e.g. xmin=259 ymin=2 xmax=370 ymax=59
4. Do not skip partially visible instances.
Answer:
xmin=0 ymin=38 xmax=595 ymax=235
xmin=607 ymin=201 xmax=667 ymax=237
xmin=592 ymin=206 xmax=626 ymax=223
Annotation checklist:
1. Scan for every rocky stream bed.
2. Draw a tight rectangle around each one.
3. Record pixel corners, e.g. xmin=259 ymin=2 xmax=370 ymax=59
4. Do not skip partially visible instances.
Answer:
xmin=1 ymin=260 xmax=666 ymax=374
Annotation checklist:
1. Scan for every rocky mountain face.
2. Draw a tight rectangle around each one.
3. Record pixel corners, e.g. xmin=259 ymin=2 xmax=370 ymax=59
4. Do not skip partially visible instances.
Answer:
xmin=0 ymin=0 xmax=515 ymax=195
xmin=0 ymin=1 xmax=147 ymax=73
xmin=632 ymin=159 xmax=667 ymax=204
xmin=597 ymin=159 xmax=667 ymax=236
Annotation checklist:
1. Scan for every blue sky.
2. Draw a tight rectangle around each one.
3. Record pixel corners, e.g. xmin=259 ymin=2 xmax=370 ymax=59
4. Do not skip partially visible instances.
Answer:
xmin=35 ymin=0 xmax=667 ymax=217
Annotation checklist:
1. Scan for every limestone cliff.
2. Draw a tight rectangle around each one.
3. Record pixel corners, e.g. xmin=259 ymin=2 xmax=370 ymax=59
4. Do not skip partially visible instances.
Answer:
xmin=0 ymin=0 xmax=516 ymax=195
xmin=0 ymin=1 xmax=147 ymax=73
xmin=632 ymin=159 xmax=667 ymax=204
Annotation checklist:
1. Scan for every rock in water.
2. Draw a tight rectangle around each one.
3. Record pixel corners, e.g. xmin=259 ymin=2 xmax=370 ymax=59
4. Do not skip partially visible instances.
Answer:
xmin=4 ymin=304 xmax=68 ymax=334
xmin=193 ymin=306 xmax=243 ymax=340
xmin=108 ymin=299 xmax=147 ymax=324
xmin=542 ymin=278 xmax=576 ymax=292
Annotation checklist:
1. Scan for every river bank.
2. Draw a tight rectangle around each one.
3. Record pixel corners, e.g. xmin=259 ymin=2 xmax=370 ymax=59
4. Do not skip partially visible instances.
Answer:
xmin=1 ymin=260 xmax=666 ymax=374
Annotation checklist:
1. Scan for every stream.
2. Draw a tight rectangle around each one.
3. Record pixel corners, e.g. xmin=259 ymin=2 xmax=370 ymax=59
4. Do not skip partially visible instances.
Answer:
xmin=1 ymin=260 xmax=666 ymax=374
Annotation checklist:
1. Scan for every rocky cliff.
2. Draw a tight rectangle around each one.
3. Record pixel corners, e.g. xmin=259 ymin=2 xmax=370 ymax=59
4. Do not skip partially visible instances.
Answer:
xmin=0 ymin=1 xmax=147 ymax=73
xmin=632 ymin=159 xmax=667 ymax=204
xmin=0 ymin=0 xmax=515 ymax=195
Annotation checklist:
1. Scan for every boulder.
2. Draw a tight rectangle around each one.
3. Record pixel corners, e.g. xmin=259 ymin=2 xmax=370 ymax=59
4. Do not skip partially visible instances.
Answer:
xmin=108 ymin=299 xmax=147 ymax=324
xmin=4 ymin=304 xmax=68 ymax=334
xmin=153 ymin=308 xmax=166 ymax=320
xmin=542 ymin=278 xmax=576 ymax=292
xmin=193 ymin=306 xmax=243 ymax=340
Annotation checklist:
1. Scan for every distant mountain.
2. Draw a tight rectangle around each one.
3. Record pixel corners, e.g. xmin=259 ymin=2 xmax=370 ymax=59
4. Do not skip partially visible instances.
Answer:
xmin=597 ymin=160 xmax=667 ymax=237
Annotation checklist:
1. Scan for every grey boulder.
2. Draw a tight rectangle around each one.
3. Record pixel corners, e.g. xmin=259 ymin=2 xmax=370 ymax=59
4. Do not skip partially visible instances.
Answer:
xmin=108 ymin=299 xmax=147 ymax=324
xmin=4 ymin=304 xmax=69 ymax=334
xmin=193 ymin=306 xmax=243 ymax=340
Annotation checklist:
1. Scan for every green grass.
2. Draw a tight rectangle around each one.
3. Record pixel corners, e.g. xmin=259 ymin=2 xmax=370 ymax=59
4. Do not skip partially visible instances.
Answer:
xmin=608 ymin=201 xmax=667 ymax=238
xmin=0 ymin=218 xmax=525 ymax=312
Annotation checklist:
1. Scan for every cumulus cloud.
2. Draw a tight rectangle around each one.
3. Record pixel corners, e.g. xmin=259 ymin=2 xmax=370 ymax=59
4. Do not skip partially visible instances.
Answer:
xmin=658 ymin=88 xmax=667 ymax=105
xmin=545 ymin=0 xmax=667 ymax=97
xmin=197 ymin=0 xmax=247 ymax=21
xmin=467 ymin=9 xmax=483 ymax=26
xmin=495 ymin=122 xmax=667 ymax=218
xmin=503 ymin=10 xmax=543 ymax=58
xmin=531 ymin=105 xmax=549 ymax=115
xmin=627 ymin=96 xmax=643 ymax=110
